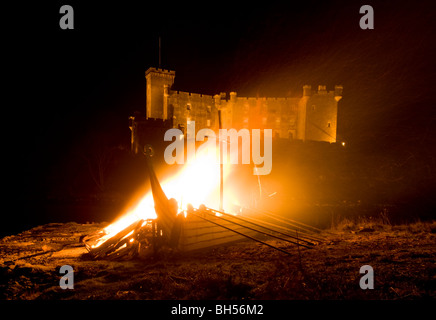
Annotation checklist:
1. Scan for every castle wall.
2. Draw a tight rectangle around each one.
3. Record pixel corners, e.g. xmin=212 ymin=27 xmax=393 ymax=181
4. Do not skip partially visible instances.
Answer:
xmin=141 ymin=67 xmax=342 ymax=145
xmin=226 ymin=96 xmax=299 ymax=139
xmin=145 ymin=68 xmax=175 ymax=119
xmin=304 ymin=86 xmax=342 ymax=143
xmin=167 ymin=92 xmax=300 ymax=140
xmin=168 ymin=91 xmax=217 ymax=132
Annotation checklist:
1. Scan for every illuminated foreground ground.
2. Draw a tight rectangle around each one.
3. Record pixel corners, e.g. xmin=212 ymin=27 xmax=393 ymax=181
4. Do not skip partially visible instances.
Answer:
xmin=0 ymin=221 xmax=434 ymax=300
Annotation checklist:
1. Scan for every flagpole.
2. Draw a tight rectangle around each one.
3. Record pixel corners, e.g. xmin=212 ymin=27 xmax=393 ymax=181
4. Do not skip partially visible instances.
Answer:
xmin=218 ymin=109 xmax=223 ymax=211
xmin=158 ymin=36 xmax=161 ymax=68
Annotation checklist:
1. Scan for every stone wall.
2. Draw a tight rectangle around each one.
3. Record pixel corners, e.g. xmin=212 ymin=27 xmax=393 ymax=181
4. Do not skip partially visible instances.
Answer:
xmin=143 ymin=67 xmax=342 ymax=143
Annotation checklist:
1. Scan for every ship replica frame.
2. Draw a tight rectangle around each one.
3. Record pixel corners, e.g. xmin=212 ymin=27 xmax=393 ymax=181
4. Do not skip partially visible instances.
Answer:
xmin=82 ymin=146 xmax=324 ymax=260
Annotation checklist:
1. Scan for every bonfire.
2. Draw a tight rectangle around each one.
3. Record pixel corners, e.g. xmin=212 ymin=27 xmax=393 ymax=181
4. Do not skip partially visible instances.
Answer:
xmin=82 ymin=144 xmax=323 ymax=260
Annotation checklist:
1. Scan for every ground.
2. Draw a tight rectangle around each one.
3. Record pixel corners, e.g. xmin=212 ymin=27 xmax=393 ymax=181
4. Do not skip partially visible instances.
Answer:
xmin=0 ymin=220 xmax=435 ymax=300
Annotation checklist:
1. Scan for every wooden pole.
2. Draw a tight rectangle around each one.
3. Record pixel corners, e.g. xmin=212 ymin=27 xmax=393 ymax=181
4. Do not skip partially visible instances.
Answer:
xmin=206 ymin=207 xmax=318 ymax=245
xmin=192 ymin=212 xmax=294 ymax=256
xmin=201 ymin=210 xmax=313 ymax=249
xmin=218 ymin=109 xmax=223 ymax=211
xmin=158 ymin=36 xmax=161 ymax=68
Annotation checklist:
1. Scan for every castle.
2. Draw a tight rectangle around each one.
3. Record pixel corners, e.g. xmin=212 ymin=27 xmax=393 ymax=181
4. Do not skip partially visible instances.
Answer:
xmin=129 ymin=67 xmax=342 ymax=154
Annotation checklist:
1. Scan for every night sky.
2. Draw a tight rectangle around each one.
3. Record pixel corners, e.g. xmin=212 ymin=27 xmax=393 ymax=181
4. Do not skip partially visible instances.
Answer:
xmin=4 ymin=1 xmax=435 ymax=232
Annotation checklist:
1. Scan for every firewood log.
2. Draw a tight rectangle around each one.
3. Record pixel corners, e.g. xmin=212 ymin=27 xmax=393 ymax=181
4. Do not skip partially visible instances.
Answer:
xmin=89 ymin=220 xmax=144 ymax=258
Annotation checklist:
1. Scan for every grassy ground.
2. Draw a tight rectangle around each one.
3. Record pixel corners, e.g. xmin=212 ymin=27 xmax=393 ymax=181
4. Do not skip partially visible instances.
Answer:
xmin=0 ymin=219 xmax=435 ymax=300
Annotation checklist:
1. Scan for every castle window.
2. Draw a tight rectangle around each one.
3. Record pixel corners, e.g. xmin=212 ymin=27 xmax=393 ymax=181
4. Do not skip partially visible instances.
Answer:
xmin=327 ymin=122 xmax=331 ymax=128
xmin=206 ymin=119 xmax=211 ymax=127
xmin=243 ymin=117 xmax=249 ymax=128
xmin=187 ymin=103 xmax=191 ymax=111
xmin=262 ymin=117 xmax=267 ymax=125
xmin=206 ymin=106 xmax=211 ymax=113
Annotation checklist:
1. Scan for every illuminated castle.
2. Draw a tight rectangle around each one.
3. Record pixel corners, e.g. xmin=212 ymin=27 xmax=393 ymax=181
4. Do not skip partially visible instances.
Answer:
xmin=130 ymin=67 xmax=342 ymax=153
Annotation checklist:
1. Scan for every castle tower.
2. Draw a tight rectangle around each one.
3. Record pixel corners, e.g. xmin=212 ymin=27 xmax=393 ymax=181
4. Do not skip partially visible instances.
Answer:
xmin=138 ymin=66 xmax=342 ymax=146
xmin=145 ymin=67 xmax=175 ymax=120
xmin=303 ymin=85 xmax=343 ymax=143
xmin=296 ymin=85 xmax=311 ymax=140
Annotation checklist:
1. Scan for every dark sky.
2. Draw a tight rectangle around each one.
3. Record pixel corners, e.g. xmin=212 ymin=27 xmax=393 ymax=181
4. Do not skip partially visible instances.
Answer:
xmin=5 ymin=0 xmax=435 ymax=202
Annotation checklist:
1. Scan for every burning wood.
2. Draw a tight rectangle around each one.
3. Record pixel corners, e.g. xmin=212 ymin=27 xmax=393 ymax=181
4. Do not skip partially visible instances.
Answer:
xmin=82 ymin=204 xmax=324 ymax=260
xmin=83 ymin=219 xmax=156 ymax=260
xmin=82 ymin=144 xmax=324 ymax=260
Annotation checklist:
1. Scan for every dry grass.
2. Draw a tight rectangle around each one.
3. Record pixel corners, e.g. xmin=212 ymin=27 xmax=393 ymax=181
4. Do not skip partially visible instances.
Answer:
xmin=1 ymin=221 xmax=435 ymax=300
xmin=334 ymin=217 xmax=436 ymax=234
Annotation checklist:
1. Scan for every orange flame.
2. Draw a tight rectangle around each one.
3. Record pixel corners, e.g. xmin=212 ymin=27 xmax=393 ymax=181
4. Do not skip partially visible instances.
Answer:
xmin=92 ymin=144 xmax=239 ymax=248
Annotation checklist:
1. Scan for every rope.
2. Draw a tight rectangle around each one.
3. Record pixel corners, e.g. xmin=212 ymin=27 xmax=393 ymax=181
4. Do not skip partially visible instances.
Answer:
xmin=191 ymin=212 xmax=294 ymax=256
xmin=206 ymin=207 xmax=318 ymax=245
xmin=243 ymin=207 xmax=326 ymax=234
xmin=200 ymin=209 xmax=313 ymax=249
xmin=233 ymin=212 xmax=325 ymax=243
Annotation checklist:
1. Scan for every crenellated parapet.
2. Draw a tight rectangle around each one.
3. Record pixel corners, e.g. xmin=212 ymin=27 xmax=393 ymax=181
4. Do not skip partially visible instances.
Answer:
xmin=142 ymin=66 xmax=342 ymax=144
xmin=145 ymin=67 xmax=176 ymax=78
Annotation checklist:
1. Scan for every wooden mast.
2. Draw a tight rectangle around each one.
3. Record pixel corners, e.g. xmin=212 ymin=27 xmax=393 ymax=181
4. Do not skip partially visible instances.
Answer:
xmin=218 ymin=109 xmax=223 ymax=211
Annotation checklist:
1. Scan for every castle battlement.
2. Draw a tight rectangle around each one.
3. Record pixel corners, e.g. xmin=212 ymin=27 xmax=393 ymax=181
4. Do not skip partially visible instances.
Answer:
xmin=171 ymin=90 xmax=214 ymax=101
xmin=303 ymin=85 xmax=343 ymax=97
xmin=145 ymin=67 xmax=176 ymax=77
xmin=237 ymin=96 xmax=298 ymax=102
xmin=140 ymin=67 xmax=342 ymax=146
